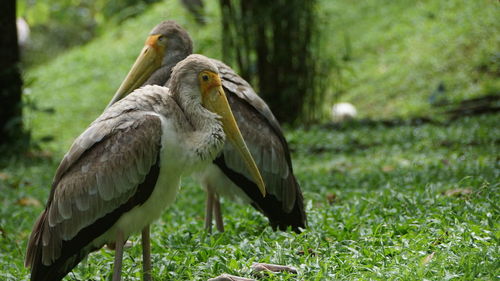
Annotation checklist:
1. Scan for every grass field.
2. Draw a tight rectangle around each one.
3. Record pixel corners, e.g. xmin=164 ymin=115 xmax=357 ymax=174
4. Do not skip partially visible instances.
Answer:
xmin=323 ymin=0 xmax=499 ymax=119
xmin=1 ymin=114 xmax=498 ymax=280
xmin=1 ymin=0 xmax=499 ymax=280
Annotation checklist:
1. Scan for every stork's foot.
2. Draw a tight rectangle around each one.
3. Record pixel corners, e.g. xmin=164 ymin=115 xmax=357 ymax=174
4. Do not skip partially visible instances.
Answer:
xmin=251 ymin=262 xmax=298 ymax=274
xmin=208 ymin=274 xmax=255 ymax=281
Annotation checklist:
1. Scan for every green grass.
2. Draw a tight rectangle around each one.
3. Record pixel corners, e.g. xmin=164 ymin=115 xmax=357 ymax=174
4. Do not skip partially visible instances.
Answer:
xmin=24 ymin=0 xmax=500 ymax=154
xmin=1 ymin=0 xmax=499 ymax=280
xmin=322 ymin=0 xmax=500 ymax=119
xmin=25 ymin=0 xmax=223 ymax=154
xmin=1 ymin=114 xmax=498 ymax=280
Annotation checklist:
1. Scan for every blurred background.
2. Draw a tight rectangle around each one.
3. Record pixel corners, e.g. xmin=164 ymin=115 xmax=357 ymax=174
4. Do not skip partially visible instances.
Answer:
xmin=1 ymin=0 xmax=498 ymax=153
xmin=1 ymin=1 xmax=499 ymax=279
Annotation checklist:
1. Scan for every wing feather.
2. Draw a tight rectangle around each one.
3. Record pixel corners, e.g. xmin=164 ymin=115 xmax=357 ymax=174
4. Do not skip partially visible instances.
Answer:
xmin=211 ymin=59 xmax=304 ymax=221
xmin=27 ymin=108 xmax=163 ymax=269
xmin=222 ymin=86 xmax=295 ymax=210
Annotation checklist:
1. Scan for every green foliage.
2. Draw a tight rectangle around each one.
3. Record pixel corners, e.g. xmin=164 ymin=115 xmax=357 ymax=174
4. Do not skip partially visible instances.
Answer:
xmin=1 ymin=114 xmax=498 ymax=280
xmin=321 ymin=0 xmax=500 ymax=119
xmin=18 ymin=0 xmax=162 ymax=28
xmin=17 ymin=0 xmax=162 ymax=66
xmin=24 ymin=0 xmax=222 ymax=153
xmin=2 ymin=0 xmax=498 ymax=280
xmin=19 ymin=0 xmax=499 ymax=119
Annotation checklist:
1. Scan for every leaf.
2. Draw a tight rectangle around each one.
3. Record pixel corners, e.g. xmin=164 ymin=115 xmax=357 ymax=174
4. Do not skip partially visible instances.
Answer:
xmin=420 ymin=252 xmax=435 ymax=266
xmin=441 ymin=158 xmax=450 ymax=165
xmin=208 ymin=274 xmax=255 ymax=281
xmin=26 ymin=2 xmax=50 ymax=25
xmin=442 ymin=188 xmax=473 ymax=197
xmin=25 ymin=150 xmax=53 ymax=160
xmin=297 ymin=248 xmax=317 ymax=256
xmin=0 ymin=172 xmax=10 ymax=181
xmin=251 ymin=263 xmax=298 ymax=274
xmin=16 ymin=197 xmax=42 ymax=207
xmin=382 ymin=165 xmax=395 ymax=172
xmin=326 ymin=193 xmax=337 ymax=205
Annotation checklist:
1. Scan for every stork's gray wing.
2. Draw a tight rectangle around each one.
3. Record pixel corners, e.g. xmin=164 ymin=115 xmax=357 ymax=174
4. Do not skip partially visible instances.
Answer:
xmin=211 ymin=59 xmax=306 ymax=230
xmin=211 ymin=59 xmax=283 ymax=139
xmin=26 ymin=110 xmax=162 ymax=269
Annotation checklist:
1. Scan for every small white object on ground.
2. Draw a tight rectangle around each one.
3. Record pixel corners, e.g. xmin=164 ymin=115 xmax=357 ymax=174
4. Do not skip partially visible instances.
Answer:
xmin=251 ymin=262 xmax=298 ymax=274
xmin=208 ymin=274 xmax=256 ymax=281
xmin=16 ymin=18 xmax=30 ymax=48
xmin=331 ymin=102 xmax=357 ymax=121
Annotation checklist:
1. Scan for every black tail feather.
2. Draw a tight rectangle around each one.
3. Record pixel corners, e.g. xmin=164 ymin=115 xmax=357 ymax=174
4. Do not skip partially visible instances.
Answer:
xmin=214 ymin=155 xmax=306 ymax=233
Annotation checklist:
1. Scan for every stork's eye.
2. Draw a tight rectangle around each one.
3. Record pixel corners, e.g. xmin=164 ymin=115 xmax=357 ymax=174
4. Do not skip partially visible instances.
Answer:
xmin=157 ymin=35 xmax=167 ymax=45
xmin=202 ymin=74 xmax=209 ymax=81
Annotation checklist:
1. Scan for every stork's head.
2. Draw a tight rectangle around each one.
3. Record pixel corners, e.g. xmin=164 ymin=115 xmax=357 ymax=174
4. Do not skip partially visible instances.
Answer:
xmin=170 ymin=54 xmax=266 ymax=197
xmin=107 ymin=20 xmax=192 ymax=108
xmin=148 ymin=20 xmax=193 ymax=69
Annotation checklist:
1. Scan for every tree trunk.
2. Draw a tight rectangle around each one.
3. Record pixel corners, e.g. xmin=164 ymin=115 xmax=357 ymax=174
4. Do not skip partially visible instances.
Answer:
xmin=0 ymin=0 xmax=23 ymax=146
xmin=218 ymin=0 xmax=324 ymax=124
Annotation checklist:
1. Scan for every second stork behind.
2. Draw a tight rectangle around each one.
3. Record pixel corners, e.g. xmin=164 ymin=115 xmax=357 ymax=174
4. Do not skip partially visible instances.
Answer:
xmin=107 ymin=21 xmax=307 ymax=233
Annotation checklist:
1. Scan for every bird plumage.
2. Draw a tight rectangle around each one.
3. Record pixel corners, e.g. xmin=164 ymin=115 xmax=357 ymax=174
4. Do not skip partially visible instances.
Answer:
xmin=107 ymin=21 xmax=306 ymax=232
xmin=26 ymin=90 xmax=169 ymax=280
xmin=207 ymin=60 xmax=305 ymax=230
xmin=25 ymin=55 xmax=257 ymax=280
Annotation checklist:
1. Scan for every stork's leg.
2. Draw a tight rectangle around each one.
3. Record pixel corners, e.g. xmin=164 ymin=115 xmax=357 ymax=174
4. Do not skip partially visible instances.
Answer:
xmin=213 ymin=194 xmax=225 ymax=232
xmin=205 ymin=190 xmax=215 ymax=233
xmin=142 ymin=226 xmax=152 ymax=281
xmin=112 ymin=230 xmax=125 ymax=281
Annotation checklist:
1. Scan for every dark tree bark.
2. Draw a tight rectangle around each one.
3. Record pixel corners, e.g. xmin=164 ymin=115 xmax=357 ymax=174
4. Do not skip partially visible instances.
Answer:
xmin=181 ymin=0 xmax=206 ymax=25
xmin=0 ymin=0 xmax=24 ymax=146
xmin=219 ymin=0 xmax=324 ymax=124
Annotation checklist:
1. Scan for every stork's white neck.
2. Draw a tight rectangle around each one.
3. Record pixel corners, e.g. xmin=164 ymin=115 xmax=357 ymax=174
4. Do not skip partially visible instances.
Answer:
xmin=176 ymin=85 xmax=225 ymax=168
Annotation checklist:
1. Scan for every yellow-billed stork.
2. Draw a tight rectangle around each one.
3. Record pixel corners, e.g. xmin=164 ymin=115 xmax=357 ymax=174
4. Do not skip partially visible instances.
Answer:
xmin=25 ymin=54 xmax=265 ymax=281
xmin=107 ymin=20 xmax=306 ymax=234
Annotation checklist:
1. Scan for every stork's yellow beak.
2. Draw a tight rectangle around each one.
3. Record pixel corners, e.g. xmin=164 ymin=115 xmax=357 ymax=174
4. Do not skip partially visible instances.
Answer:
xmin=106 ymin=34 xmax=166 ymax=108
xmin=200 ymin=71 xmax=266 ymax=197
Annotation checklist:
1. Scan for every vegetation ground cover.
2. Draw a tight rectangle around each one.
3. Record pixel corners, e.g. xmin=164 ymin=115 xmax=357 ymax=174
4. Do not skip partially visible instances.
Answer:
xmin=1 ymin=0 xmax=498 ymax=280
xmin=1 ymin=114 xmax=498 ymax=280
